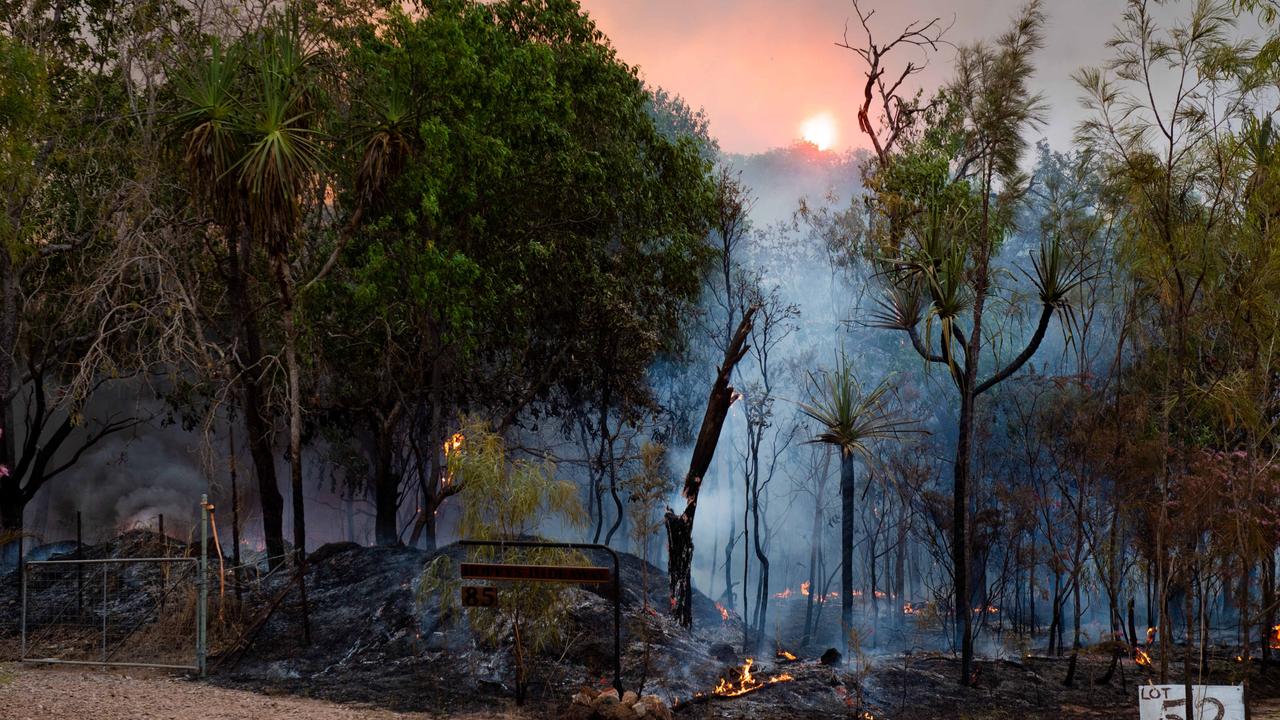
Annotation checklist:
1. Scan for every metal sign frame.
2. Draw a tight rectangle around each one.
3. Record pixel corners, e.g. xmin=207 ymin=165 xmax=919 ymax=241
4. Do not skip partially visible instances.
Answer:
xmin=458 ymin=539 xmax=622 ymax=694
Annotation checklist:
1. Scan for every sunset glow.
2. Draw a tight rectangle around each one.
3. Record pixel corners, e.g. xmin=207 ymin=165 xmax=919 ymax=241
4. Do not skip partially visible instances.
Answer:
xmin=800 ymin=112 xmax=837 ymax=151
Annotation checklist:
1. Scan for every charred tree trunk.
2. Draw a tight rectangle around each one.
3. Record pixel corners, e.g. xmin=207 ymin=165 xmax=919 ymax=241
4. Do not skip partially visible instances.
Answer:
xmin=840 ymin=450 xmax=855 ymax=661
xmin=665 ymin=307 xmax=755 ymax=628
xmin=373 ymin=427 xmax=399 ymax=546
xmin=1264 ymin=553 xmax=1275 ymax=665
xmin=0 ymin=495 xmax=21 ymax=568
xmin=227 ymin=233 xmax=286 ymax=569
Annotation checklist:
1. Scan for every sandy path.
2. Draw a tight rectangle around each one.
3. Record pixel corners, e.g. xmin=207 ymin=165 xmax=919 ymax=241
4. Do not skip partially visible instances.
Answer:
xmin=0 ymin=664 xmax=525 ymax=720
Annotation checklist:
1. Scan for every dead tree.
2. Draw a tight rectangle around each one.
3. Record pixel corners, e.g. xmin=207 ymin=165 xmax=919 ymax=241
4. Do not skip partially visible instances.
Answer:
xmin=838 ymin=1 xmax=948 ymax=168
xmin=666 ymin=306 xmax=757 ymax=627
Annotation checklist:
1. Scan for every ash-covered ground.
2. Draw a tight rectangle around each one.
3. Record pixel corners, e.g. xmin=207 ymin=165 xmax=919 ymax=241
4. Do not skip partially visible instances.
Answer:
xmin=5 ymin=535 xmax=1280 ymax=719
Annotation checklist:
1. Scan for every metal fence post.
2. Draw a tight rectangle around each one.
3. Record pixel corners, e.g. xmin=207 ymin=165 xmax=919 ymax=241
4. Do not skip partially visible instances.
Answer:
xmin=20 ymin=561 xmax=27 ymax=659
xmin=101 ymin=563 xmax=108 ymax=665
xmin=197 ymin=494 xmax=208 ymax=677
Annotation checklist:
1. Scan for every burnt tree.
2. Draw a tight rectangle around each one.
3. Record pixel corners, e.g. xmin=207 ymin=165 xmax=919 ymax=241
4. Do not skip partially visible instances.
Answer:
xmin=666 ymin=306 xmax=757 ymax=627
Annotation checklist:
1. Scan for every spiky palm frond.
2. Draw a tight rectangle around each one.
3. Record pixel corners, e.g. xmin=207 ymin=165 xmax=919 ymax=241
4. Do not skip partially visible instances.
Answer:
xmin=234 ymin=22 xmax=324 ymax=251
xmin=355 ymin=90 xmax=415 ymax=204
xmin=172 ymin=40 xmax=242 ymax=218
xmin=236 ymin=75 xmax=323 ymax=249
xmin=799 ymin=354 xmax=920 ymax=461
xmin=870 ymin=281 xmax=926 ymax=330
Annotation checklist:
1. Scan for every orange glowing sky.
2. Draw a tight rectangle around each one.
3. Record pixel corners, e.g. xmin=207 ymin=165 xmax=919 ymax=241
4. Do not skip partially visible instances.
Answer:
xmin=579 ymin=0 xmax=1151 ymax=155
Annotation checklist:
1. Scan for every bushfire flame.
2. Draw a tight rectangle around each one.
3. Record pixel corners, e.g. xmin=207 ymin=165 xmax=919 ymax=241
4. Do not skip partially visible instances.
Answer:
xmin=715 ymin=602 xmax=730 ymax=621
xmin=801 ymin=581 xmax=810 ymax=596
xmin=712 ymin=658 xmax=794 ymax=698
xmin=774 ymin=587 xmax=793 ymax=600
xmin=1270 ymin=624 xmax=1280 ymax=650
xmin=444 ymin=432 xmax=465 ymax=456
xmin=1135 ymin=649 xmax=1152 ymax=667
xmin=776 ymin=650 xmax=797 ymax=661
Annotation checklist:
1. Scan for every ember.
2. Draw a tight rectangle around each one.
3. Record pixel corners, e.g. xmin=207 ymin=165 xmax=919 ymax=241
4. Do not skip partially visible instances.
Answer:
xmin=711 ymin=658 xmax=795 ymax=698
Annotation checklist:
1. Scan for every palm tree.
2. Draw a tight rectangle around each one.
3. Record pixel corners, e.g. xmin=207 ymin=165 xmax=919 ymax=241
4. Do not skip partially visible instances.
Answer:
xmin=172 ymin=17 xmax=325 ymax=569
xmin=799 ymin=353 xmax=918 ymax=662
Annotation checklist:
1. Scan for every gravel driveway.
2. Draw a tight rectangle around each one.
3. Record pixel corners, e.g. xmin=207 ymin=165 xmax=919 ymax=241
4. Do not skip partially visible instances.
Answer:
xmin=0 ymin=664 xmax=527 ymax=720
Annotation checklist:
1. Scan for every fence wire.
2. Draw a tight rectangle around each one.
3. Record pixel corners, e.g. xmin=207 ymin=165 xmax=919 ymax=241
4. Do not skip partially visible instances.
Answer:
xmin=22 ymin=557 xmax=200 ymax=670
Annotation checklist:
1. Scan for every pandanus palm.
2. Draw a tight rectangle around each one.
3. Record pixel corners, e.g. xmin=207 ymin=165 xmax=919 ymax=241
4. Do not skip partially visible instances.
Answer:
xmin=799 ymin=354 xmax=918 ymax=662
xmin=172 ymin=19 xmax=325 ymax=569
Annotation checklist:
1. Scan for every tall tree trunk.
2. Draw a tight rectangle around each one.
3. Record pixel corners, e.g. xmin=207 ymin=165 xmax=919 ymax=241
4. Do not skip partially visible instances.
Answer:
xmin=751 ymin=448 xmax=769 ymax=649
xmin=666 ymin=307 xmax=755 ymax=627
xmin=227 ymin=233 xmax=284 ymax=568
xmin=954 ymin=383 xmax=975 ymax=683
xmin=373 ymin=425 xmax=398 ymax=545
xmin=840 ymin=450 xmax=855 ymax=662
xmin=273 ymin=257 xmax=310 ymax=645
xmin=0 ymin=496 xmax=22 ymax=568
xmin=1264 ymin=553 xmax=1275 ymax=664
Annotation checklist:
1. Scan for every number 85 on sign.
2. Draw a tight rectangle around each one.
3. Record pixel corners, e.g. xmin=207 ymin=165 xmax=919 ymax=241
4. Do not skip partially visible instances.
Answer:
xmin=461 ymin=586 xmax=498 ymax=607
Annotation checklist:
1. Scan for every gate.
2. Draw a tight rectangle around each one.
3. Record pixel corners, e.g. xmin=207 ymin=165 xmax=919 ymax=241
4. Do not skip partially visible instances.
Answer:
xmin=20 ymin=495 xmax=211 ymax=673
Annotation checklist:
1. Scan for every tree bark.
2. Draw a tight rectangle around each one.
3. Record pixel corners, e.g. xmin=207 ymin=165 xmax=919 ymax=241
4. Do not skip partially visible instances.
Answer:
xmin=666 ymin=306 xmax=756 ymax=627
xmin=226 ymin=232 xmax=285 ymax=567
xmin=841 ymin=450 xmax=855 ymax=661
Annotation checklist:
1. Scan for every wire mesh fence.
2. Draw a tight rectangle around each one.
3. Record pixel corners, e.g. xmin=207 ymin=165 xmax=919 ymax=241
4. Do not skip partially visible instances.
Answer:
xmin=21 ymin=557 xmax=202 ymax=670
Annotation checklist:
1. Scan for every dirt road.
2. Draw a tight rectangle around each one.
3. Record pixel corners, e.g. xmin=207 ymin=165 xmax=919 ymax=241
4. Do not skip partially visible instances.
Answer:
xmin=0 ymin=664 xmax=526 ymax=720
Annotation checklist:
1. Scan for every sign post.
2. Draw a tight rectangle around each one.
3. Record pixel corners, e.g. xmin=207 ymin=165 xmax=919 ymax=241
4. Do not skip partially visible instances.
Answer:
xmin=458 ymin=539 xmax=622 ymax=696
xmin=1138 ymin=685 xmax=1243 ymax=720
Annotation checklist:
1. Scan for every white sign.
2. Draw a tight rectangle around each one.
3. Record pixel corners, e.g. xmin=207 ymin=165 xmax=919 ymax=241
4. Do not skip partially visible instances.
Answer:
xmin=1138 ymin=685 xmax=1243 ymax=720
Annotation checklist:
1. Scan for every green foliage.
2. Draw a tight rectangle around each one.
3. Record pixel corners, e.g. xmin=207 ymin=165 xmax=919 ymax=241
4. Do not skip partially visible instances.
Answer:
xmin=799 ymin=352 xmax=918 ymax=461
xmin=314 ymin=0 xmax=717 ymax=432
xmin=418 ymin=418 xmax=586 ymax=698
xmin=0 ymin=35 xmax=46 ymax=245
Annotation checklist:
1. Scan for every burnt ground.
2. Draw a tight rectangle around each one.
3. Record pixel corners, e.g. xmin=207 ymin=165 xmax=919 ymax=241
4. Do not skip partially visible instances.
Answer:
xmin=7 ymin=536 xmax=1280 ymax=719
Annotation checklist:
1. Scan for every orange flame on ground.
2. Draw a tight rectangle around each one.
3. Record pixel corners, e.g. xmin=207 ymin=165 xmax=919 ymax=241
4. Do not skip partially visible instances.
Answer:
xmin=903 ymin=601 xmax=920 ymax=615
xmin=1271 ymin=624 xmax=1280 ymax=650
xmin=1135 ymin=649 xmax=1152 ymax=667
xmin=777 ymin=650 xmax=797 ymax=661
xmin=801 ymin=581 xmax=810 ymax=596
xmin=774 ymin=588 xmax=793 ymax=600
xmin=712 ymin=659 xmax=794 ymax=697
xmin=1146 ymin=627 xmax=1156 ymax=645
xmin=715 ymin=602 xmax=730 ymax=621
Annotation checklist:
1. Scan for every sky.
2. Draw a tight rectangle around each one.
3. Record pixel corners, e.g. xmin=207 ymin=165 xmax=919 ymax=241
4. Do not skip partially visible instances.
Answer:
xmin=577 ymin=0 xmax=1157 ymax=156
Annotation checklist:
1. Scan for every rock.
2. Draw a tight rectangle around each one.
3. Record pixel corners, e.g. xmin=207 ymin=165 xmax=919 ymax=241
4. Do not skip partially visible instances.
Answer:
xmin=639 ymin=695 xmax=672 ymax=720
xmin=621 ymin=690 xmax=639 ymax=706
xmin=602 ymin=703 xmax=637 ymax=720
xmin=820 ymin=647 xmax=842 ymax=666
xmin=593 ymin=687 xmax=620 ymax=708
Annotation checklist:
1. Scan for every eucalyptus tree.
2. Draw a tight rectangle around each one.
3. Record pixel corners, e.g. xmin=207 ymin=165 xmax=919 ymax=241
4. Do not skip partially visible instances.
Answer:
xmin=312 ymin=0 xmax=716 ymax=550
xmin=0 ymin=2 xmax=174 ymax=564
xmin=864 ymin=1 xmax=1088 ymax=684
xmin=1075 ymin=0 xmax=1266 ymax=696
xmin=800 ymin=353 xmax=916 ymax=661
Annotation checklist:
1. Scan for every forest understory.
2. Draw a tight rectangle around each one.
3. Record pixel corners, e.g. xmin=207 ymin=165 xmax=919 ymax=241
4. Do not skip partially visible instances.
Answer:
xmin=4 ymin=532 xmax=1277 ymax=720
